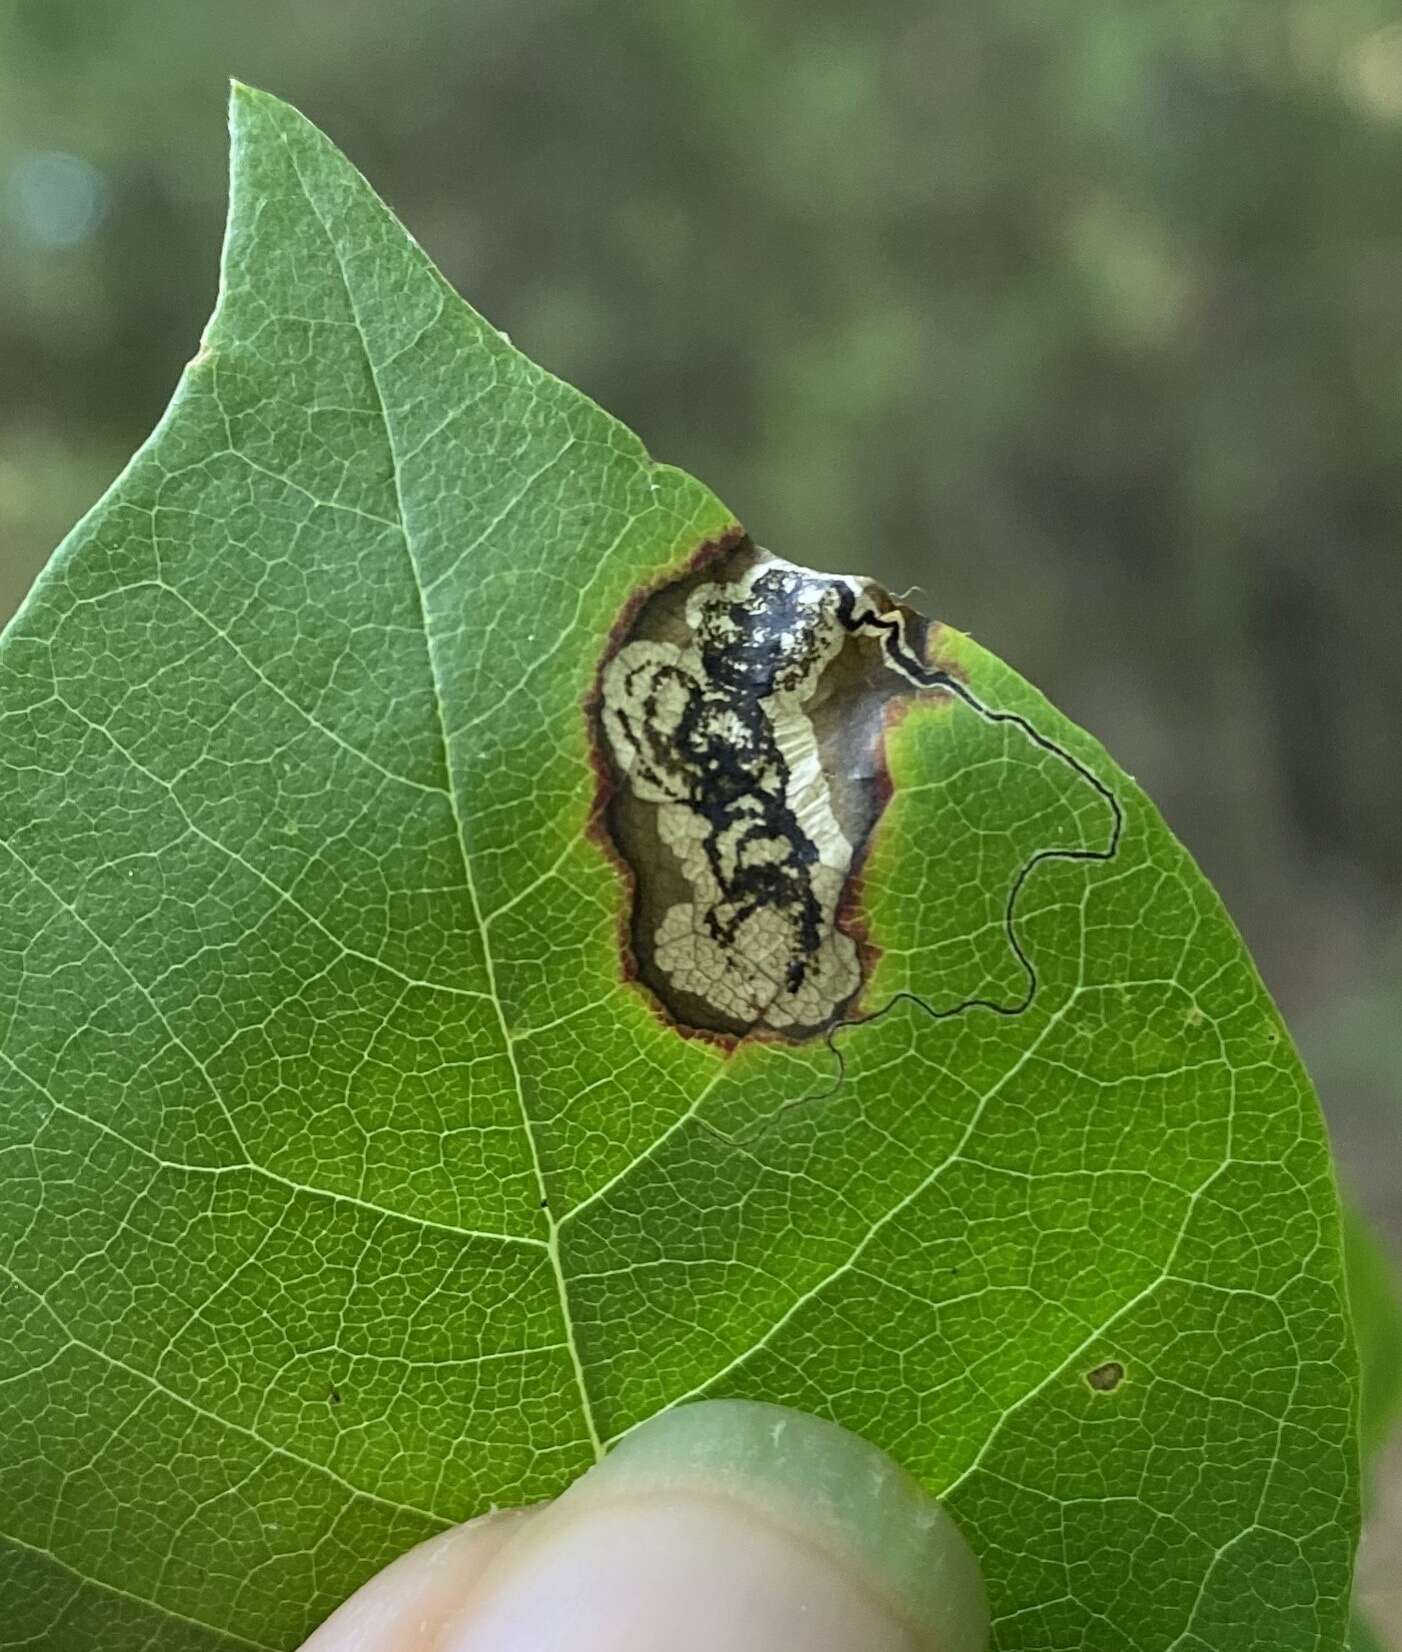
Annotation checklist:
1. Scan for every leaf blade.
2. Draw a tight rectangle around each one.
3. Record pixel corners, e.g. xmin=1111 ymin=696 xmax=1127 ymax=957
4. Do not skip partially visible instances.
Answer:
xmin=0 ymin=86 xmax=1358 ymax=1650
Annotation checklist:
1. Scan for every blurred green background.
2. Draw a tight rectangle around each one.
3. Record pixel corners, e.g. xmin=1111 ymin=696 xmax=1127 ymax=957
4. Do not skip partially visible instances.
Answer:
xmin=2 ymin=0 xmax=1400 ymax=1634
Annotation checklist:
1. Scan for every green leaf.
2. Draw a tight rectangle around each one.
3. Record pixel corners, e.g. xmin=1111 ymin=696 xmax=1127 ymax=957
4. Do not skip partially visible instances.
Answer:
xmin=0 ymin=86 xmax=1358 ymax=1650
xmin=1343 ymin=1200 xmax=1402 ymax=1652
xmin=1345 ymin=1201 xmax=1402 ymax=1475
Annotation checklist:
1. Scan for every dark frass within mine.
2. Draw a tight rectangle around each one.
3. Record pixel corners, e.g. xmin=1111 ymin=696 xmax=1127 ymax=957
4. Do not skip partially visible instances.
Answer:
xmin=592 ymin=536 xmax=953 ymax=1041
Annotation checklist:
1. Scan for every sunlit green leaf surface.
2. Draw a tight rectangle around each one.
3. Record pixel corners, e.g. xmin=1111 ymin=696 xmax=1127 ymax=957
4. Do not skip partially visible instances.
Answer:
xmin=0 ymin=87 xmax=1358 ymax=1650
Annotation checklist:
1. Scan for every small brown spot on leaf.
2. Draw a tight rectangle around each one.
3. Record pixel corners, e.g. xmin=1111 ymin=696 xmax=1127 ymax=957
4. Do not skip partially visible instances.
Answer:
xmin=1086 ymin=1360 xmax=1125 ymax=1393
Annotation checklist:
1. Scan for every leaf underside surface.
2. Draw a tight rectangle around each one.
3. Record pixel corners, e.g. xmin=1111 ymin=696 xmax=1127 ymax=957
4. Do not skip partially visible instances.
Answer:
xmin=0 ymin=88 xmax=1357 ymax=1651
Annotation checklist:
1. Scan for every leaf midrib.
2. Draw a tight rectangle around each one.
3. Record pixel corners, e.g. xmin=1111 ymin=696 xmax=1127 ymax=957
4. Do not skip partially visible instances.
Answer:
xmin=275 ymin=127 xmax=606 ymax=1465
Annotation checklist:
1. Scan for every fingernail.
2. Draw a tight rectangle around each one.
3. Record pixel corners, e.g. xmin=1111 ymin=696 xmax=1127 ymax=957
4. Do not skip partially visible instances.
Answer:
xmin=445 ymin=1400 xmax=987 ymax=1652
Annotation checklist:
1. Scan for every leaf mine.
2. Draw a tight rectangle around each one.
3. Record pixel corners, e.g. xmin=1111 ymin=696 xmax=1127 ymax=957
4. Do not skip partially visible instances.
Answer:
xmin=593 ymin=534 xmax=1128 ymax=1045
xmin=592 ymin=536 xmax=956 ymax=1038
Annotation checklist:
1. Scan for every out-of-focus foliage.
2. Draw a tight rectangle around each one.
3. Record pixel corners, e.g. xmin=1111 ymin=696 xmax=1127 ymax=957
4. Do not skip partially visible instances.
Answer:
xmin=1346 ymin=1202 xmax=1402 ymax=1474
xmin=1345 ymin=1201 xmax=1402 ymax=1650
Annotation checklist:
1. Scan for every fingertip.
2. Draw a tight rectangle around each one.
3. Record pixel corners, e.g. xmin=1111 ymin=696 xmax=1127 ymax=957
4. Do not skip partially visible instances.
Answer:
xmin=296 ymin=1508 xmax=537 ymax=1652
xmin=297 ymin=1403 xmax=988 ymax=1652
xmin=445 ymin=1402 xmax=987 ymax=1652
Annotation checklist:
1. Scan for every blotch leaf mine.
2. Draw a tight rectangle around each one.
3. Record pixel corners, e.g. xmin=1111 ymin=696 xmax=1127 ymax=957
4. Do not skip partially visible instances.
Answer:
xmin=0 ymin=88 xmax=1358 ymax=1651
